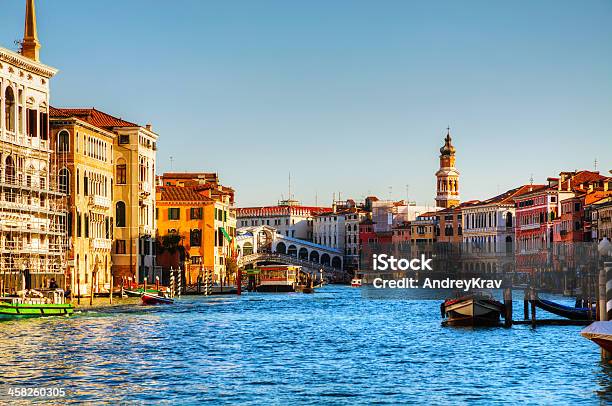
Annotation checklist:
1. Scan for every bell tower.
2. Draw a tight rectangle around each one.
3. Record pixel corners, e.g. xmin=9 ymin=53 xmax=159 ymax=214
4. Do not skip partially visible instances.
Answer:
xmin=435 ymin=128 xmax=460 ymax=208
xmin=21 ymin=0 xmax=41 ymax=62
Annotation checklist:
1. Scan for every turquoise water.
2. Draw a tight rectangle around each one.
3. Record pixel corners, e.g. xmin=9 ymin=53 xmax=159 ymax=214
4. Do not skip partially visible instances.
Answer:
xmin=0 ymin=285 xmax=610 ymax=404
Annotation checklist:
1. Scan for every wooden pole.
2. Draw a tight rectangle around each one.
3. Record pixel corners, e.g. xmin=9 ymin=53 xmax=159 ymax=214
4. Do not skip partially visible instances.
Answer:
xmin=77 ymin=271 xmax=81 ymax=305
xmin=530 ymin=287 xmax=537 ymax=328
xmin=109 ymin=275 xmax=114 ymax=304
xmin=523 ymin=288 xmax=529 ymax=320
xmin=90 ymin=272 xmax=94 ymax=306
xmin=503 ymin=287 xmax=513 ymax=327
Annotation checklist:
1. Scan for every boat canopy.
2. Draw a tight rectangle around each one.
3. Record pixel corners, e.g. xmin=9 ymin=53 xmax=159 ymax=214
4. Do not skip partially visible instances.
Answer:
xmin=581 ymin=321 xmax=612 ymax=340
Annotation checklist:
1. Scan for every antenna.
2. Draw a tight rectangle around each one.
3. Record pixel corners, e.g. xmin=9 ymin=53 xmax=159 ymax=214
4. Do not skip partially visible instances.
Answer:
xmin=288 ymin=172 xmax=291 ymax=201
xmin=169 ymin=156 xmax=174 ymax=171
xmin=388 ymin=185 xmax=393 ymax=200
xmin=594 ymin=158 xmax=598 ymax=171
xmin=405 ymin=184 xmax=409 ymax=204
xmin=529 ymin=173 xmax=534 ymax=185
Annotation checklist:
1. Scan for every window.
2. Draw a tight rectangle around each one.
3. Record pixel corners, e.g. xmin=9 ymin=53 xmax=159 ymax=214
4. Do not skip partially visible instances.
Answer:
xmin=190 ymin=207 xmax=202 ymax=220
xmin=57 ymin=130 xmax=69 ymax=152
xmin=116 ymin=162 xmax=127 ymax=184
xmin=119 ymin=134 xmax=129 ymax=144
xmin=168 ymin=208 xmax=180 ymax=220
xmin=4 ymin=87 xmax=15 ymax=132
xmin=116 ymin=201 xmax=126 ymax=227
xmin=40 ymin=112 xmax=48 ymax=140
xmin=26 ymin=108 xmax=37 ymax=137
xmin=116 ymin=240 xmax=126 ymax=254
xmin=190 ymin=229 xmax=202 ymax=246
xmin=59 ymin=168 xmax=70 ymax=194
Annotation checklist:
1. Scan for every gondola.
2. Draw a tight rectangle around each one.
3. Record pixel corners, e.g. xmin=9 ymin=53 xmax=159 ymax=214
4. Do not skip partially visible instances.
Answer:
xmin=535 ymin=299 xmax=594 ymax=320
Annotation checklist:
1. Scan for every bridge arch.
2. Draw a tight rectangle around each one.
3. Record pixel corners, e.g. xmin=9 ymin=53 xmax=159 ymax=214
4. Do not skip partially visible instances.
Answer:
xmin=298 ymin=247 xmax=308 ymax=260
xmin=287 ymin=245 xmax=297 ymax=257
xmin=321 ymin=253 xmax=331 ymax=266
xmin=332 ymin=256 xmax=342 ymax=269
xmin=309 ymin=250 xmax=319 ymax=263
xmin=276 ymin=242 xmax=287 ymax=254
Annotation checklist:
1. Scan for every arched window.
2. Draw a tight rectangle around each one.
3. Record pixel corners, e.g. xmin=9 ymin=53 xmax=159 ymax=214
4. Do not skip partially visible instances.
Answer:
xmin=59 ymin=168 xmax=70 ymax=194
xmin=4 ymin=87 xmax=15 ymax=132
xmin=57 ymin=130 xmax=69 ymax=152
xmin=505 ymin=212 xmax=513 ymax=228
xmin=5 ymin=156 xmax=15 ymax=186
xmin=116 ymin=201 xmax=126 ymax=227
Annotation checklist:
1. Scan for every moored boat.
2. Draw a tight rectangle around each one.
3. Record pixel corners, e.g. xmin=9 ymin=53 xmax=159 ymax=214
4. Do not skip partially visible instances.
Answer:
xmin=351 ymin=278 xmax=362 ymax=287
xmin=141 ymin=292 xmax=174 ymax=305
xmin=535 ymin=298 xmax=594 ymax=320
xmin=0 ymin=291 xmax=73 ymax=320
xmin=581 ymin=321 xmax=612 ymax=355
xmin=443 ymin=292 xmax=504 ymax=326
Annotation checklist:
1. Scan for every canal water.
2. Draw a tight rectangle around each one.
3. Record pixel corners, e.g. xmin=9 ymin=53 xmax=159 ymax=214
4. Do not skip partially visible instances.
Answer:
xmin=0 ymin=285 xmax=610 ymax=404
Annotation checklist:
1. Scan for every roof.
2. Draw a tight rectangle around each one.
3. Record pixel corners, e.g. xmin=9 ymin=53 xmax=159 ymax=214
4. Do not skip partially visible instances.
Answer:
xmin=156 ymin=186 xmax=213 ymax=203
xmin=511 ymin=184 xmax=548 ymax=199
xmin=50 ymin=107 xmax=139 ymax=129
xmin=162 ymin=172 xmax=218 ymax=180
xmin=236 ymin=205 xmax=330 ymax=217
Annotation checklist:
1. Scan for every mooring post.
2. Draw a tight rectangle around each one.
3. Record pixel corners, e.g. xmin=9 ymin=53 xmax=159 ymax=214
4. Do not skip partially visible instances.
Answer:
xmin=109 ymin=276 xmax=114 ymax=304
xmin=530 ymin=287 xmax=537 ymax=328
xmin=523 ymin=288 xmax=529 ymax=320
xmin=606 ymin=262 xmax=612 ymax=322
xmin=504 ymin=287 xmax=513 ymax=327
xmin=77 ymin=272 xmax=81 ymax=305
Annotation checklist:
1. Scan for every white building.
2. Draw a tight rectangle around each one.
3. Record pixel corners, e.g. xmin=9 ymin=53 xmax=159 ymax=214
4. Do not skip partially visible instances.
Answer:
xmin=0 ymin=0 xmax=67 ymax=289
xmin=461 ymin=186 xmax=533 ymax=252
xmin=236 ymin=201 xmax=329 ymax=241
xmin=372 ymin=200 xmax=438 ymax=233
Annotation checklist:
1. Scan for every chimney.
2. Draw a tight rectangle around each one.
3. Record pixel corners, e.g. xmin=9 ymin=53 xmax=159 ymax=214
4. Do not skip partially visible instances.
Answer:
xmin=567 ymin=179 xmax=571 ymax=192
xmin=145 ymin=124 xmax=152 ymax=131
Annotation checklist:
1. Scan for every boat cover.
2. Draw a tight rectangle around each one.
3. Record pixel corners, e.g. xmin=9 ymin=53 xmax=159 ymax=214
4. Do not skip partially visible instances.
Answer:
xmin=581 ymin=321 xmax=612 ymax=340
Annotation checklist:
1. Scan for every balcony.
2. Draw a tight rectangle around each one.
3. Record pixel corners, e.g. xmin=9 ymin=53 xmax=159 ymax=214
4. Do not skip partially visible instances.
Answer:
xmin=88 ymin=195 xmax=112 ymax=209
xmin=90 ymin=238 xmax=112 ymax=251
xmin=520 ymin=223 xmax=541 ymax=231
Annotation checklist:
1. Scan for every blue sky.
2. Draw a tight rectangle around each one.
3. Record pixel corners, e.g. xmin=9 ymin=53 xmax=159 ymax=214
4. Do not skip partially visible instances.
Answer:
xmin=2 ymin=0 xmax=611 ymax=207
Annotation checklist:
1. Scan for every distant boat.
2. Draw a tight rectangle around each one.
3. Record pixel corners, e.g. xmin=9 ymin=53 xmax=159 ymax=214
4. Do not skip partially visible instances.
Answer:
xmin=0 ymin=291 xmax=73 ymax=319
xmin=141 ymin=293 xmax=174 ymax=305
xmin=581 ymin=322 xmax=612 ymax=355
xmin=535 ymin=298 xmax=594 ymax=320
xmin=351 ymin=278 xmax=362 ymax=287
xmin=443 ymin=293 xmax=504 ymax=326
xmin=124 ymin=288 xmax=165 ymax=297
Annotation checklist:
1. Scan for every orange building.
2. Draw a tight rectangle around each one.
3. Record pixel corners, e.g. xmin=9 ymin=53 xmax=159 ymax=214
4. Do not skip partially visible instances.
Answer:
xmin=155 ymin=173 xmax=236 ymax=284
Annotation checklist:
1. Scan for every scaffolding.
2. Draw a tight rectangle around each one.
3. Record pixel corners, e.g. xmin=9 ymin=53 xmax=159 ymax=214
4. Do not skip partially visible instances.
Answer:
xmin=0 ymin=137 xmax=68 ymax=294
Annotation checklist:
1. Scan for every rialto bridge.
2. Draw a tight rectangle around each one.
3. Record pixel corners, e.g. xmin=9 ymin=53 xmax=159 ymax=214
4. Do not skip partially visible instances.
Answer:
xmin=235 ymin=226 xmax=345 ymax=280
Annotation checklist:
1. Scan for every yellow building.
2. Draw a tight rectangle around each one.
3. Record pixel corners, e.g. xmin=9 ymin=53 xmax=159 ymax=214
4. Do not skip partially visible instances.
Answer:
xmin=156 ymin=173 xmax=236 ymax=284
xmin=49 ymin=107 xmax=114 ymax=296
xmin=47 ymin=108 xmax=158 ymax=284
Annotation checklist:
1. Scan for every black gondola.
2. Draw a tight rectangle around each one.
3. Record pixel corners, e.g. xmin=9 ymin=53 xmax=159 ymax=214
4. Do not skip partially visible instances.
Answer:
xmin=535 ymin=299 xmax=594 ymax=320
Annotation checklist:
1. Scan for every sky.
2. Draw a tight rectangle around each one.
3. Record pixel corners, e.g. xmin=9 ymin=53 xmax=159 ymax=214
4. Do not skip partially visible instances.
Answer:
xmin=2 ymin=0 xmax=611 ymax=207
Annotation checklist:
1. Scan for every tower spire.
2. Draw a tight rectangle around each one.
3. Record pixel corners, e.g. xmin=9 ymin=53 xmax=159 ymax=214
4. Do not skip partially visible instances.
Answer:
xmin=21 ymin=0 xmax=41 ymax=61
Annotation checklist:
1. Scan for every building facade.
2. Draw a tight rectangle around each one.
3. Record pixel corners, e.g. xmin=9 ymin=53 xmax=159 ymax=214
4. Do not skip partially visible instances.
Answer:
xmin=47 ymin=108 xmax=158 ymax=283
xmin=49 ymin=109 xmax=115 ymax=295
xmin=0 ymin=1 xmax=67 ymax=291
xmin=236 ymin=202 xmax=328 ymax=241
xmin=156 ymin=173 xmax=236 ymax=283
